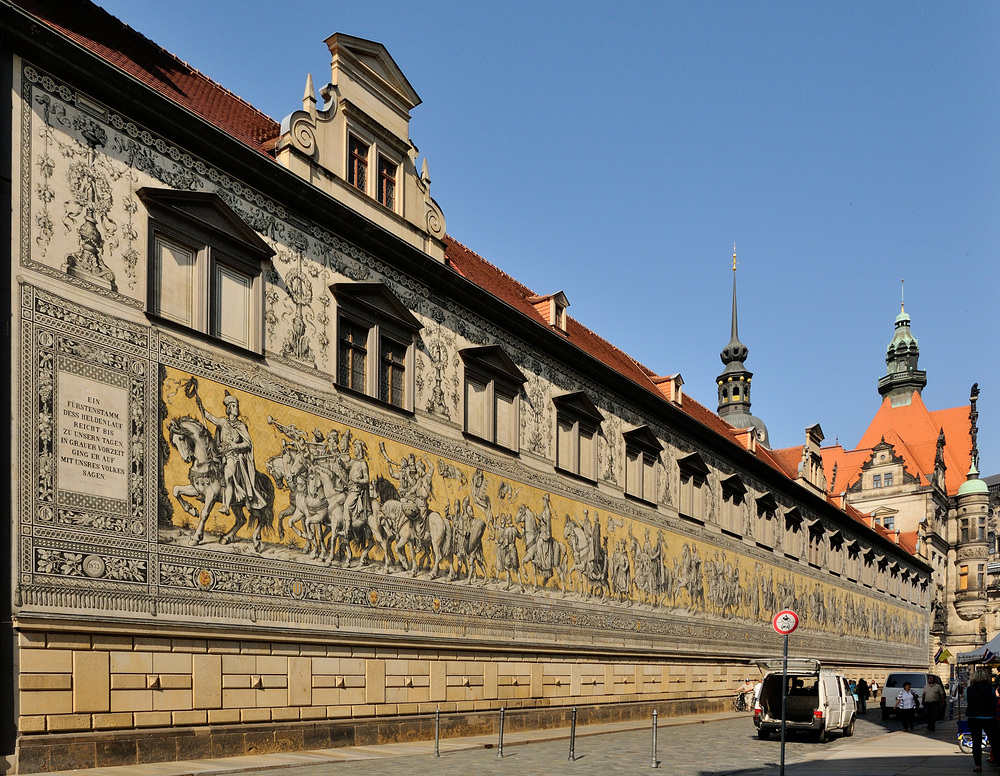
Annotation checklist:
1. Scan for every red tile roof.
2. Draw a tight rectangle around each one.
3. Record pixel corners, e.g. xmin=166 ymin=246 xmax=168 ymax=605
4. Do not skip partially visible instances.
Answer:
xmin=14 ymin=0 xmax=280 ymax=152
xmin=18 ymin=0 xmax=916 ymax=558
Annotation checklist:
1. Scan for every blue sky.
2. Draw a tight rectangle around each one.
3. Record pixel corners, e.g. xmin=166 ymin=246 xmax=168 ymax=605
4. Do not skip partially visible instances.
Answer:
xmin=96 ymin=0 xmax=999 ymax=473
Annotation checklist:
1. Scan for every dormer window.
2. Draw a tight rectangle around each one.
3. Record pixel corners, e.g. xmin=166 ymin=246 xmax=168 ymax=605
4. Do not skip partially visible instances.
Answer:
xmin=346 ymin=132 xmax=400 ymax=213
xmin=377 ymin=155 xmax=397 ymax=209
xmin=528 ymin=292 xmax=570 ymax=333
xmin=348 ymin=135 xmax=369 ymax=192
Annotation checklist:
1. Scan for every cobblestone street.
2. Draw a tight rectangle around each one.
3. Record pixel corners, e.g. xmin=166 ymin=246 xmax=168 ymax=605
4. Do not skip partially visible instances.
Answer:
xmin=262 ymin=714 xmax=889 ymax=776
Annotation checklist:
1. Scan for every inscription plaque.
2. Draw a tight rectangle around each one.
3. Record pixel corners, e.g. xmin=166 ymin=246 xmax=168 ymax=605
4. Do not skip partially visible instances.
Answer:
xmin=57 ymin=371 xmax=129 ymax=497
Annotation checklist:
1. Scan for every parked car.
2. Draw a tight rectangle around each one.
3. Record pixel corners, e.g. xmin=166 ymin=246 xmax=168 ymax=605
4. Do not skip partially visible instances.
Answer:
xmin=880 ymin=672 xmax=945 ymax=720
xmin=752 ymin=658 xmax=857 ymax=743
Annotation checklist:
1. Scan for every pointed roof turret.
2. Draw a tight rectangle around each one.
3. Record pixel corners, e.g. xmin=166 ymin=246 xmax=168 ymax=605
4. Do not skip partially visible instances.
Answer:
xmin=716 ymin=246 xmax=769 ymax=446
xmin=877 ymin=281 xmax=927 ymax=406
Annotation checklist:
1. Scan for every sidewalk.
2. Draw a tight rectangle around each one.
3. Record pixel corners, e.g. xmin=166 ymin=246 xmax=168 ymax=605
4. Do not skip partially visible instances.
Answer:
xmin=760 ymin=718 xmax=976 ymax=776
xmin=25 ymin=712 xmax=978 ymax=776
xmin=22 ymin=711 xmax=740 ymax=776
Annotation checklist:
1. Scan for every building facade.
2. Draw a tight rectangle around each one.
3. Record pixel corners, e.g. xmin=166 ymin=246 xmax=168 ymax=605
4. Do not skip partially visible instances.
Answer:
xmin=2 ymin=1 xmax=930 ymax=773
xmin=809 ymin=303 xmax=991 ymax=671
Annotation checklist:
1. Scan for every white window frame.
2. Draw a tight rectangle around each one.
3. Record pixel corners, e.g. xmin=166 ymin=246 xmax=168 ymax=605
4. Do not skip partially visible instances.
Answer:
xmin=331 ymin=283 xmax=422 ymax=411
xmin=139 ymin=188 xmax=272 ymax=354
xmin=461 ymin=346 xmax=526 ymax=452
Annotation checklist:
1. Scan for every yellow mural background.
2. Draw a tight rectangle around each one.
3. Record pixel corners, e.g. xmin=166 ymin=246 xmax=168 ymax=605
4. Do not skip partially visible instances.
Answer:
xmin=160 ymin=369 xmax=923 ymax=644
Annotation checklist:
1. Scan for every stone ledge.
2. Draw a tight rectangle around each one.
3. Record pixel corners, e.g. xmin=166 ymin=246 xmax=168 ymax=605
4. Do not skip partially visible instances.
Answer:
xmin=14 ymin=697 xmax=723 ymax=773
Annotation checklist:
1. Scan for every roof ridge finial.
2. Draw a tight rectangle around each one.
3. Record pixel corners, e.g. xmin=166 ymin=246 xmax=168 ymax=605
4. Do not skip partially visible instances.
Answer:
xmin=900 ymin=278 xmax=905 ymax=313
xmin=733 ymin=243 xmax=737 ymax=273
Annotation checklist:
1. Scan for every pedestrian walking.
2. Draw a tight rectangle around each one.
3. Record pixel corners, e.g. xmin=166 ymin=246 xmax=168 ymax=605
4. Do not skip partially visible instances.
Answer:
xmin=856 ymin=677 xmax=870 ymax=714
xmin=966 ymin=668 xmax=1000 ymax=772
xmin=894 ymin=681 xmax=919 ymax=731
xmin=921 ymin=675 xmax=945 ymax=732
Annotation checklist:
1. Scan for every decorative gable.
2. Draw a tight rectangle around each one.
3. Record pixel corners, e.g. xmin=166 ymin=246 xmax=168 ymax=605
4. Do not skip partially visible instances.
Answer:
xmin=276 ymin=35 xmax=446 ymax=260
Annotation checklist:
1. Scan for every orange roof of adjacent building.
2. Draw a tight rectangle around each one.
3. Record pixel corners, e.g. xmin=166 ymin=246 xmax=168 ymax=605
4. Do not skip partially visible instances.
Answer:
xmin=818 ymin=392 xmax=972 ymax=496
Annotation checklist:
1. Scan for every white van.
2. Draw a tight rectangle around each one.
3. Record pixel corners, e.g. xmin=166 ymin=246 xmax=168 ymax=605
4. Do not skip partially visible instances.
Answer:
xmin=880 ymin=672 xmax=944 ymax=721
xmin=752 ymin=658 xmax=857 ymax=742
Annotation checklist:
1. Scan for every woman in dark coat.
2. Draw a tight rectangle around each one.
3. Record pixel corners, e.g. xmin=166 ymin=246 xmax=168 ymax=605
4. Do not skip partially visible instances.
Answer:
xmin=965 ymin=668 xmax=999 ymax=772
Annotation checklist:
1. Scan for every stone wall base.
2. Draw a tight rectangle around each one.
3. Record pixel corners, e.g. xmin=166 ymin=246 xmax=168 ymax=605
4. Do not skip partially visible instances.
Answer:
xmin=13 ymin=697 xmax=724 ymax=774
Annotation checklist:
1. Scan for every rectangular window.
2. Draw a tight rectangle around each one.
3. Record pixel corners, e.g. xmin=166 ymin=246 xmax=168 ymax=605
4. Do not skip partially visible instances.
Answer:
xmin=960 ymin=565 xmax=969 ymax=590
xmin=379 ymin=336 xmax=406 ymax=407
xmin=978 ymin=564 xmax=986 ymax=590
xmin=338 ymin=318 xmax=368 ymax=393
xmin=213 ymin=262 xmax=254 ymax=348
xmin=872 ymin=474 xmax=881 ymax=488
xmin=961 ymin=518 xmax=970 ymax=543
xmin=883 ymin=472 xmax=893 ymax=487
xmin=556 ymin=417 xmax=597 ymax=480
xmin=348 ymin=135 xmax=369 ymax=192
xmin=461 ymin=348 xmax=522 ymax=454
xmin=979 ymin=516 xmax=989 ymax=541
xmin=152 ymin=235 xmax=196 ymax=327
xmin=883 ymin=515 xmax=895 ymax=531
xmin=141 ymin=188 xmax=271 ymax=355
xmin=377 ymin=155 xmax=396 ymax=209
xmin=495 ymin=390 xmax=516 ymax=449
xmin=465 ymin=377 xmax=488 ymax=439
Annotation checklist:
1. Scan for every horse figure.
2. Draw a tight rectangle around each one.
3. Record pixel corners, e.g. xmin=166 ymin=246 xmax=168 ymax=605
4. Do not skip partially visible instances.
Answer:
xmin=519 ymin=504 xmax=567 ymax=591
xmin=448 ymin=500 xmax=488 ymax=584
xmin=266 ymin=445 xmax=331 ymax=559
xmin=168 ymin=416 xmax=274 ymax=552
xmin=370 ymin=476 xmax=450 ymax=578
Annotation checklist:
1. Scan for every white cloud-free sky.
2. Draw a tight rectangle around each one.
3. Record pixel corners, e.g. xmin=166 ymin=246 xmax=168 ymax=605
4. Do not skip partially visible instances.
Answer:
xmin=96 ymin=0 xmax=1000 ymax=472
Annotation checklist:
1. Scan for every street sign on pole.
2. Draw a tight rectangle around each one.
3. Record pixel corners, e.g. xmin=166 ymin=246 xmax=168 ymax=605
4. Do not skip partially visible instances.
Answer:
xmin=772 ymin=609 xmax=798 ymax=776
xmin=772 ymin=609 xmax=799 ymax=635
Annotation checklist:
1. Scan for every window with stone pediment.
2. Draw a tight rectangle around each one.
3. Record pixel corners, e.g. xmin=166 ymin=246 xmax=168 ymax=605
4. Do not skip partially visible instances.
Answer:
xmin=846 ymin=540 xmax=862 ymax=580
xmin=624 ymin=426 xmax=662 ymax=505
xmin=719 ymin=474 xmax=747 ymax=535
xmin=553 ymin=392 xmax=603 ymax=481
xmin=331 ymin=282 xmax=422 ymax=411
xmin=139 ymin=188 xmax=273 ymax=354
xmin=678 ymin=452 xmax=709 ymax=522
xmin=461 ymin=346 xmax=525 ymax=452
xmin=783 ymin=507 xmax=805 ymax=559
xmin=755 ymin=492 xmax=778 ymax=549
xmin=806 ymin=519 xmax=825 ymax=567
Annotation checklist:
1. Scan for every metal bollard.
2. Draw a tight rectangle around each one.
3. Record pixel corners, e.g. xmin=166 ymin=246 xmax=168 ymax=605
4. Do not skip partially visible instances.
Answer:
xmin=650 ymin=709 xmax=658 ymax=768
xmin=497 ymin=706 xmax=505 ymax=758
xmin=568 ymin=706 xmax=577 ymax=761
xmin=434 ymin=704 xmax=440 ymax=757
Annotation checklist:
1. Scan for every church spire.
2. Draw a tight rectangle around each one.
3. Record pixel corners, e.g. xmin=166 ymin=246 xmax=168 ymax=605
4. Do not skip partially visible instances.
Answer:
xmin=877 ymin=280 xmax=927 ymax=406
xmin=716 ymin=246 xmax=769 ymax=446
